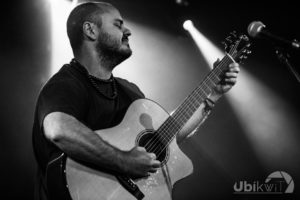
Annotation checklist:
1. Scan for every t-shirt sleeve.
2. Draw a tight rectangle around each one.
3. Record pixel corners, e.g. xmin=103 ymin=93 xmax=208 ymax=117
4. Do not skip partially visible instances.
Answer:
xmin=37 ymin=79 xmax=88 ymax=130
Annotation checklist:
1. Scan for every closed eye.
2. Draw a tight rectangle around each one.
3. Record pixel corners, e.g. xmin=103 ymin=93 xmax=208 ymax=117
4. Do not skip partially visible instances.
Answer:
xmin=115 ymin=23 xmax=122 ymax=29
xmin=114 ymin=19 xmax=124 ymax=30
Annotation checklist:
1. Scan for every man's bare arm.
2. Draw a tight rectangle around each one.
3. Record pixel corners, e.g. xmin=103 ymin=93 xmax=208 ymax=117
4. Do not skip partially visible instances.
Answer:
xmin=43 ymin=112 xmax=160 ymax=178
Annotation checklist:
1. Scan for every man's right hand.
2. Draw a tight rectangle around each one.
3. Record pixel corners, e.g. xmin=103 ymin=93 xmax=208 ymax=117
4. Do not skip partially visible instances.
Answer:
xmin=122 ymin=146 xmax=161 ymax=179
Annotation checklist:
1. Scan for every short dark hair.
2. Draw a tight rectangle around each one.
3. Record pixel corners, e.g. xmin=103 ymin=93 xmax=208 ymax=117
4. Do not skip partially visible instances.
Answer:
xmin=67 ymin=2 xmax=114 ymax=51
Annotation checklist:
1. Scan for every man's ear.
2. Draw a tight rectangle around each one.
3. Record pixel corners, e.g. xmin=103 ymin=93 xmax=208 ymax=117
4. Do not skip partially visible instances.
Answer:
xmin=82 ymin=22 xmax=98 ymax=41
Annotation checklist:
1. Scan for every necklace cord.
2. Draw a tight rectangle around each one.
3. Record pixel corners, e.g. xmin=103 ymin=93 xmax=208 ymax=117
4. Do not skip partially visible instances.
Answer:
xmin=70 ymin=59 xmax=118 ymax=100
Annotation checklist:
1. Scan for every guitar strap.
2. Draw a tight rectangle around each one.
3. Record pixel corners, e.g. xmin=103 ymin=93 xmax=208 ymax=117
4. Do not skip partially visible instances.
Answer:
xmin=116 ymin=176 xmax=145 ymax=200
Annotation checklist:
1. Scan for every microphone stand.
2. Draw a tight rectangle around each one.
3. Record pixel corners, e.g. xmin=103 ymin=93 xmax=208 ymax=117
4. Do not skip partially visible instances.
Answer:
xmin=274 ymin=43 xmax=300 ymax=83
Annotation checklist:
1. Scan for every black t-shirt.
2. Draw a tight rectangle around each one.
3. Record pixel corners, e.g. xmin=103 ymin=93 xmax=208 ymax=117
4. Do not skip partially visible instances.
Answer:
xmin=32 ymin=59 xmax=145 ymax=200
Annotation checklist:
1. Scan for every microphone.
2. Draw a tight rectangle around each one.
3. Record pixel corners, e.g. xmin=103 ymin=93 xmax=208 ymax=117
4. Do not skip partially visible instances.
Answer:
xmin=247 ymin=21 xmax=300 ymax=49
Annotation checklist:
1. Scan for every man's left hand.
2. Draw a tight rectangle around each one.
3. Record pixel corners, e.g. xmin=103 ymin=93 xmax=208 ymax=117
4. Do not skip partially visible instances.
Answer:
xmin=214 ymin=62 xmax=240 ymax=94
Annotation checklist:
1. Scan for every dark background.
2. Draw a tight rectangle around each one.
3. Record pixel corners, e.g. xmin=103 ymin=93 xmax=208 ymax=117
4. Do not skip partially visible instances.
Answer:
xmin=1 ymin=0 xmax=299 ymax=199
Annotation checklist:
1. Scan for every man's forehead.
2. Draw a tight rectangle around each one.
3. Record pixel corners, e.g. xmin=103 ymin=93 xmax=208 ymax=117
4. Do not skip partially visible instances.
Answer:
xmin=100 ymin=8 xmax=123 ymax=22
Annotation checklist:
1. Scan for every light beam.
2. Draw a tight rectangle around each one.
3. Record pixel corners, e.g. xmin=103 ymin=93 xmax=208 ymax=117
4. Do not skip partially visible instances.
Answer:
xmin=183 ymin=20 xmax=300 ymax=169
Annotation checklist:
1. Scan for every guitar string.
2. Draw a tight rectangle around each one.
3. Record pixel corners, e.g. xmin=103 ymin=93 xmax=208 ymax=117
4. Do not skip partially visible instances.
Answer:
xmin=143 ymin=38 xmax=243 ymax=155
xmin=153 ymin=57 xmax=236 ymax=159
xmin=142 ymin=56 xmax=228 ymax=152
xmin=144 ymin=56 xmax=230 ymax=155
xmin=145 ymin=40 xmax=243 ymax=159
xmin=151 ymin=41 xmax=245 ymax=159
xmin=145 ymin=56 xmax=231 ymax=154
xmin=147 ymin=56 xmax=232 ymax=157
xmin=149 ymin=40 xmax=243 ymax=157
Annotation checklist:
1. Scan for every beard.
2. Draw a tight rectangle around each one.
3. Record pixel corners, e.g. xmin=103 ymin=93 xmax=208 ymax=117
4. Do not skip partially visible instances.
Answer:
xmin=96 ymin=30 xmax=132 ymax=70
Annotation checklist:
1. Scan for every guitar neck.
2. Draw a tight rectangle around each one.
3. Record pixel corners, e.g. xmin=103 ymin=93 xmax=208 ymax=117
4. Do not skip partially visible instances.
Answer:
xmin=155 ymin=32 xmax=251 ymax=147
xmin=156 ymin=54 xmax=234 ymax=142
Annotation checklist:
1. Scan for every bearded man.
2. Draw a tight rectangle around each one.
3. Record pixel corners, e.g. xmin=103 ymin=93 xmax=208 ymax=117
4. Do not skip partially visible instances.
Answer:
xmin=32 ymin=2 xmax=240 ymax=200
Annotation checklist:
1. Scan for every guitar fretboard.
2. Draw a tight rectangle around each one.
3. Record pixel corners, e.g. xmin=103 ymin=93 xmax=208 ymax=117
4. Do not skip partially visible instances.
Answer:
xmin=145 ymin=33 xmax=250 ymax=156
xmin=156 ymin=54 xmax=234 ymax=145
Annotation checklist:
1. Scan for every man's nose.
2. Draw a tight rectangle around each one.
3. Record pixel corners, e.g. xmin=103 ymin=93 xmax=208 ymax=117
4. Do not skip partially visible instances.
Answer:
xmin=123 ymin=27 xmax=131 ymax=37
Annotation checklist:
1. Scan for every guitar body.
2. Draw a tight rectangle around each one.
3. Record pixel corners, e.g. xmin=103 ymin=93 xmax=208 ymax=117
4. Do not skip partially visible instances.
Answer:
xmin=65 ymin=99 xmax=193 ymax=200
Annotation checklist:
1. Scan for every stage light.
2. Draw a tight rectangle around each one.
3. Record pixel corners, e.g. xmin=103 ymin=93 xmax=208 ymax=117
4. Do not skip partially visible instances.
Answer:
xmin=183 ymin=20 xmax=224 ymax=68
xmin=183 ymin=20 xmax=193 ymax=31
xmin=184 ymin=22 xmax=299 ymax=169
xmin=175 ymin=0 xmax=189 ymax=6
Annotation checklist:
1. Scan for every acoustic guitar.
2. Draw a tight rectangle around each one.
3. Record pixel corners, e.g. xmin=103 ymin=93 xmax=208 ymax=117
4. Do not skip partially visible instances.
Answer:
xmin=46 ymin=32 xmax=251 ymax=200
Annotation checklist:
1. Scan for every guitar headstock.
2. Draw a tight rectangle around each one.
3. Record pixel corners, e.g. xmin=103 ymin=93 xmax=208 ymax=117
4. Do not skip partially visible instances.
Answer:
xmin=222 ymin=31 xmax=251 ymax=63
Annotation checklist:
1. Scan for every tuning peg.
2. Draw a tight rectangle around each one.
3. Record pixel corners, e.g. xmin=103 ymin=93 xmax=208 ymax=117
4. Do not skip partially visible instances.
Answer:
xmin=238 ymin=55 xmax=247 ymax=64
xmin=222 ymin=41 xmax=227 ymax=47
xmin=230 ymin=31 xmax=238 ymax=38
xmin=225 ymin=37 xmax=233 ymax=44
xmin=242 ymin=49 xmax=248 ymax=53
xmin=240 ymin=34 xmax=249 ymax=41
xmin=225 ymin=36 xmax=232 ymax=40
xmin=242 ymin=49 xmax=251 ymax=55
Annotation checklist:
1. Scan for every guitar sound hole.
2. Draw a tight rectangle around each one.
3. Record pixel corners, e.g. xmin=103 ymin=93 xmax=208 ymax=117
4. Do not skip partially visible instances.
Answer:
xmin=137 ymin=130 xmax=169 ymax=165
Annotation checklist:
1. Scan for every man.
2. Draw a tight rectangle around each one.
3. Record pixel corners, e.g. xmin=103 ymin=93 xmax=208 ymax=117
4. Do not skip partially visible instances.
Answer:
xmin=32 ymin=2 xmax=240 ymax=200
